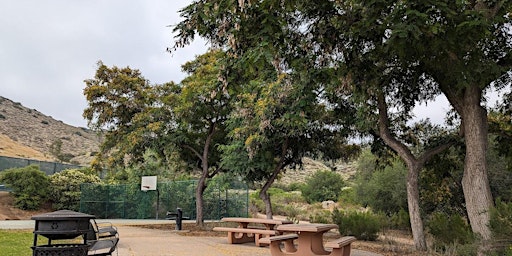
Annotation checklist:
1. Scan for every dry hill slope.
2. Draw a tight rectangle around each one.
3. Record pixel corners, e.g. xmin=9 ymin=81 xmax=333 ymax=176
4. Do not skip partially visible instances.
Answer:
xmin=0 ymin=96 xmax=100 ymax=165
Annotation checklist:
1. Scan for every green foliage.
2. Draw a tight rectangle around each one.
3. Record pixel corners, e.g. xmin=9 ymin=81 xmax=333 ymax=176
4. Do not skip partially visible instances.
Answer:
xmin=354 ymin=156 xmax=407 ymax=215
xmin=338 ymin=187 xmax=357 ymax=205
xmin=426 ymin=212 xmax=474 ymax=251
xmin=420 ymin=146 xmax=466 ymax=216
xmin=332 ymin=208 xmax=382 ymax=241
xmin=387 ymin=208 xmax=411 ymax=231
xmin=489 ymin=199 xmax=512 ymax=255
xmin=249 ymin=188 xmax=306 ymax=217
xmin=49 ymin=169 xmax=101 ymax=211
xmin=309 ymin=210 xmax=332 ymax=224
xmin=301 ymin=170 xmax=345 ymax=204
xmin=0 ymin=165 xmax=49 ymax=210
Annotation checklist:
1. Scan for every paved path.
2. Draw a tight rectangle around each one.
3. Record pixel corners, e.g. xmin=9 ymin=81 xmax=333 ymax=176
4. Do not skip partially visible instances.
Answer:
xmin=0 ymin=219 xmax=382 ymax=256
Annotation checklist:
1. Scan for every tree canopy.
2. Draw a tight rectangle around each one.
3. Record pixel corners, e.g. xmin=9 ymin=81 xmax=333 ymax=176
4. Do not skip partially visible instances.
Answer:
xmin=172 ymin=0 xmax=512 ymax=250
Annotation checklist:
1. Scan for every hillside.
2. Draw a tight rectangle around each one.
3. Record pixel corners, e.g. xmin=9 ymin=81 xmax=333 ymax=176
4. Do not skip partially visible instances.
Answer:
xmin=0 ymin=96 xmax=100 ymax=165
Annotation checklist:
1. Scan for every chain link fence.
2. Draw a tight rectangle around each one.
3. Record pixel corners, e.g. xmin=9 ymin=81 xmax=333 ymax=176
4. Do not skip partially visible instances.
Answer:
xmin=0 ymin=156 xmax=85 ymax=191
xmin=79 ymin=180 xmax=249 ymax=220
xmin=0 ymin=155 xmax=84 ymax=175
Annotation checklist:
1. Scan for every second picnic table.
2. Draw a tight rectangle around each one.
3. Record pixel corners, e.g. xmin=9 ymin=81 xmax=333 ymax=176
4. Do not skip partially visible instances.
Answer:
xmin=262 ymin=223 xmax=356 ymax=256
xmin=213 ymin=217 xmax=293 ymax=246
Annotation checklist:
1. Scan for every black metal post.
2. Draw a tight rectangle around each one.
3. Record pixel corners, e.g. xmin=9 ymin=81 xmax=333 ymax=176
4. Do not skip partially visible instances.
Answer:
xmin=176 ymin=208 xmax=183 ymax=231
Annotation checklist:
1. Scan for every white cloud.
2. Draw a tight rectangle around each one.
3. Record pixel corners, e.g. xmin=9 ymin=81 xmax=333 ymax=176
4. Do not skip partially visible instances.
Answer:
xmin=0 ymin=0 xmax=207 ymax=127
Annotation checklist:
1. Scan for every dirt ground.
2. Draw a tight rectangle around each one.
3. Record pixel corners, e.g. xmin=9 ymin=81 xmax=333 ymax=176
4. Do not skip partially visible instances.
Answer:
xmin=0 ymin=191 xmax=52 ymax=220
xmin=136 ymin=223 xmax=421 ymax=256
xmin=0 ymin=191 xmax=421 ymax=256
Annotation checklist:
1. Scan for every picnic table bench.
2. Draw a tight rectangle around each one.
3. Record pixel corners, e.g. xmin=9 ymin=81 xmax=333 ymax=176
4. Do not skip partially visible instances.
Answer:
xmin=261 ymin=223 xmax=356 ymax=256
xmin=213 ymin=217 xmax=293 ymax=246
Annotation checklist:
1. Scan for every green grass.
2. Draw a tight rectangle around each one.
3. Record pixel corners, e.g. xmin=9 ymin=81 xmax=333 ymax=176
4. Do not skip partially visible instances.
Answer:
xmin=0 ymin=229 xmax=34 ymax=255
xmin=0 ymin=229 xmax=84 ymax=255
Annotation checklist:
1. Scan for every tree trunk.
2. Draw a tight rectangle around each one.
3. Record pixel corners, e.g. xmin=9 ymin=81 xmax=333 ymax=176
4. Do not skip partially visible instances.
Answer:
xmin=194 ymin=122 xmax=216 ymax=227
xmin=259 ymin=164 xmax=285 ymax=219
xmin=195 ymin=173 xmax=207 ymax=227
xmin=375 ymin=92 xmax=453 ymax=251
xmin=407 ymin=164 xmax=427 ymax=251
xmin=460 ymin=89 xmax=493 ymax=242
xmin=259 ymin=188 xmax=273 ymax=219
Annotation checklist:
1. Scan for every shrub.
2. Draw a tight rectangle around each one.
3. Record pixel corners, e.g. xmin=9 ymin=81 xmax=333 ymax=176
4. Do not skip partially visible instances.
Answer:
xmin=489 ymin=199 xmax=512 ymax=255
xmin=49 ymin=169 xmax=101 ymax=211
xmin=0 ymin=165 xmax=50 ymax=210
xmin=427 ymin=212 xmax=474 ymax=250
xmin=354 ymin=157 xmax=407 ymax=215
xmin=332 ymin=208 xmax=382 ymax=241
xmin=388 ymin=208 xmax=411 ymax=231
xmin=309 ymin=210 xmax=332 ymax=224
xmin=301 ymin=170 xmax=345 ymax=203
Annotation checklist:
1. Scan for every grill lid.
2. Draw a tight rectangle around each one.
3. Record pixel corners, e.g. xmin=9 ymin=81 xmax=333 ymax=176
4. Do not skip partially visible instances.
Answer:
xmin=32 ymin=210 xmax=96 ymax=220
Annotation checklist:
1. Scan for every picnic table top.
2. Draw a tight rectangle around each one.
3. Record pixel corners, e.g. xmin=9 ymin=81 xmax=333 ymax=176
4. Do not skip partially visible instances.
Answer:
xmin=221 ymin=217 xmax=293 ymax=225
xmin=276 ymin=223 xmax=338 ymax=233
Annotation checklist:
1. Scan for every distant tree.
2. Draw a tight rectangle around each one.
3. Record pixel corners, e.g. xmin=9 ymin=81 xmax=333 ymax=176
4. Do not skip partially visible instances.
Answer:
xmin=83 ymin=61 xmax=156 ymax=170
xmin=302 ymin=170 xmax=346 ymax=204
xmin=159 ymin=50 xmax=232 ymax=226
xmin=221 ymin=73 xmax=356 ymax=218
xmin=83 ymin=51 xmax=232 ymax=226
xmin=355 ymin=154 xmax=408 ymax=215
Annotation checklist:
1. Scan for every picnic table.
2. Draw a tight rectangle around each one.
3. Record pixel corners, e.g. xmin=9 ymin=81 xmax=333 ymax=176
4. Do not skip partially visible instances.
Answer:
xmin=213 ymin=217 xmax=293 ymax=246
xmin=262 ymin=223 xmax=356 ymax=256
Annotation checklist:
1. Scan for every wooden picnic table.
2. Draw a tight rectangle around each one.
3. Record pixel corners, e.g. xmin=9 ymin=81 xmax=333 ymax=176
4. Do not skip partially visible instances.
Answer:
xmin=272 ymin=223 xmax=340 ymax=256
xmin=221 ymin=217 xmax=293 ymax=230
xmin=213 ymin=217 xmax=293 ymax=246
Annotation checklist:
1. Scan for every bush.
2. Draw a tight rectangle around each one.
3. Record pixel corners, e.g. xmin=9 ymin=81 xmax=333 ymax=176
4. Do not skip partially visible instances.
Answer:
xmin=301 ymin=170 xmax=345 ymax=203
xmin=309 ymin=210 xmax=332 ymax=224
xmin=250 ymin=188 xmax=306 ymax=217
xmin=354 ymin=157 xmax=407 ymax=215
xmin=332 ymin=208 xmax=382 ymax=241
xmin=489 ymin=199 xmax=512 ymax=255
xmin=388 ymin=208 xmax=411 ymax=231
xmin=0 ymin=165 xmax=50 ymax=210
xmin=426 ymin=212 xmax=474 ymax=250
xmin=49 ymin=169 xmax=101 ymax=211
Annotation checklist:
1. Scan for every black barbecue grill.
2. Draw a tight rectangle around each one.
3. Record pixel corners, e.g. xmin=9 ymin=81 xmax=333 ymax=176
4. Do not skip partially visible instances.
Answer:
xmin=31 ymin=210 xmax=96 ymax=256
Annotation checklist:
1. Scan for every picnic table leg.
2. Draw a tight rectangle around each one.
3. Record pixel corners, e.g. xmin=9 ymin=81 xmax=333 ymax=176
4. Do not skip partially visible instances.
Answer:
xmin=296 ymin=232 xmax=330 ymax=255
xmin=283 ymin=239 xmax=297 ymax=253
xmin=227 ymin=231 xmax=256 ymax=244
xmin=269 ymin=240 xmax=296 ymax=256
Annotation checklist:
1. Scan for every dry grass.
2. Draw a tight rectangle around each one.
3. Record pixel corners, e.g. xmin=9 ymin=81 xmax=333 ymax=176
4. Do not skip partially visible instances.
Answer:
xmin=0 ymin=134 xmax=53 ymax=161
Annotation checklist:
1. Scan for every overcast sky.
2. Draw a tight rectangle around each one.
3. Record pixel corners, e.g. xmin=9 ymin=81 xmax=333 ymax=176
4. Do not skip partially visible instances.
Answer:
xmin=0 ymin=0 xmax=207 ymax=127
xmin=0 ymin=1 xmax=504 ymax=128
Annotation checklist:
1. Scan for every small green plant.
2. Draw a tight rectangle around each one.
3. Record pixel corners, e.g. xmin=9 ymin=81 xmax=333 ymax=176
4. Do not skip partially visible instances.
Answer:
xmin=332 ymin=208 xmax=382 ymax=241
xmin=0 ymin=165 xmax=50 ymax=210
xmin=301 ymin=170 xmax=345 ymax=203
xmin=426 ymin=212 xmax=474 ymax=251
